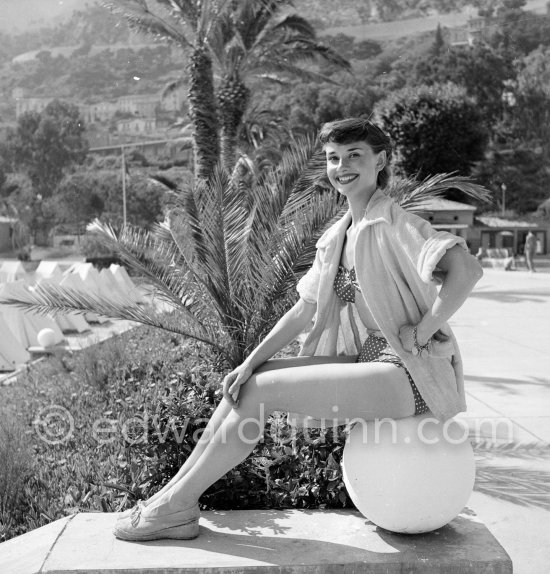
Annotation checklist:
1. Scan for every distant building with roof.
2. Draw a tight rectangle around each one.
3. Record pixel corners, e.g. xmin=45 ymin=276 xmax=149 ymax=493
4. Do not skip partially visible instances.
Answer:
xmin=412 ymin=198 xmax=549 ymax=255
xmin=472 ymin=215 xmax=547 ymax=256
xmin=412 ymin=197 xmax=477 ymax=240
xmin=448 ymin=16 xmax=495 ymax=47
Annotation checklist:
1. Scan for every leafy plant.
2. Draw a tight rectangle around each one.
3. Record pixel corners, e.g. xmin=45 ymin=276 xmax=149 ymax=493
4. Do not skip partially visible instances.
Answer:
xmin=375 ymin=83 xmax=489 ymax=184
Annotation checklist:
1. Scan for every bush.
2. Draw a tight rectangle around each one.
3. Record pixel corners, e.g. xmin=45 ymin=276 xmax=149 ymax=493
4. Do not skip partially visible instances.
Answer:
xmin=0 ymin=414 xmax=33 ymax=541
xmin=375 ymin=82 xmax=488 ymax=181
xmin=0 ymin=326 xmax=351 ymax=542
xmin=80 ymin=232 xmax=116 ymax=260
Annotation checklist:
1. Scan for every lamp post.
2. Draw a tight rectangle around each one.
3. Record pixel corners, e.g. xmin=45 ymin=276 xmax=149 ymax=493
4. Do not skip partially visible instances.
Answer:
xmin=500 ymin=183 xmax=506 ymax=216
xmin=121 ymin=146 xmax=127 ymax=228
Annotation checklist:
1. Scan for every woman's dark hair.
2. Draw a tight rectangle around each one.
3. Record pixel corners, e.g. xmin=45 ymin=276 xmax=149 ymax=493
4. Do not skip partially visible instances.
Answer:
xmin=318 ymin=117 xmax=393 ymax=189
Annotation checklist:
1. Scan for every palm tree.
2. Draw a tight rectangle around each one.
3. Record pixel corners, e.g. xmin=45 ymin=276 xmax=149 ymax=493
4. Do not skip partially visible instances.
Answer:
xmin=1 ymin=137 xmax=490 ymax=368
xmin=211 ymin=0 xmax=352 ymax=171
xmin=102 ymin=0 xmax=225 ymax=180
xmin=104 ymin=1 xmax=351 ymax=178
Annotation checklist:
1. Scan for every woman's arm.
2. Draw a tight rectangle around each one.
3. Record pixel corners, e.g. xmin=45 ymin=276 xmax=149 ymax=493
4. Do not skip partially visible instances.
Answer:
xmin=400 ymin=244 xmax=483 ymax=350
xmin=246 ymin=298 xmax=317 ymax=370
xmin=417 ymin=244 xmax=483 ymax=343
xmin=223 ymin=298 xmax=317 ymax=405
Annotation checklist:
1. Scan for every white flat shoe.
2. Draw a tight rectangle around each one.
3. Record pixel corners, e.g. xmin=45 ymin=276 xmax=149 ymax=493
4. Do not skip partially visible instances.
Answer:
xmin=118 ymin=499 xmax=145 ymax=519
xmin=113 ymin=502 xmax=200 ymax=541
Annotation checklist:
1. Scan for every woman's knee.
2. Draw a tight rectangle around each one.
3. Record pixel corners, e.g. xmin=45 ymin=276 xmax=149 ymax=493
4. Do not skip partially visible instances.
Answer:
xmin=238 ymin=372 xmax=279 ymax=412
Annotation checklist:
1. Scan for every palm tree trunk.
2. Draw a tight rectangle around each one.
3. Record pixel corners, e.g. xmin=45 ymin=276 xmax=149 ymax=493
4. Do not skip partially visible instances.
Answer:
xmin=218 ymin=73 xmax=249 ymax=173
xmin=188 ymin=46 xmax=220 ymax=181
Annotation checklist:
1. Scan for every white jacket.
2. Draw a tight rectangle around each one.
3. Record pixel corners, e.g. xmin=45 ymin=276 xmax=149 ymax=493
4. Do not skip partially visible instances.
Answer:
xmin=295 ymin=189 xmax=468 ymax=422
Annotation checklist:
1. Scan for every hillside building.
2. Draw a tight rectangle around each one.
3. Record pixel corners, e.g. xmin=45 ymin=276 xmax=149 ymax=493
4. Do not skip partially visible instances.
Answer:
xmin=116 ymin=117 xmax=158 ymax=135
xmin=448 ymin=16 xmax=495 ymax=47
xmin=12 ymin=85 xmax=185 ymax=124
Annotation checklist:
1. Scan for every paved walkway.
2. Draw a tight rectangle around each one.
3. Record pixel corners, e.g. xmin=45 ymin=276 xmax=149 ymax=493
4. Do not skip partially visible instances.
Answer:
xmin=450 ymin=268 xmax=550 ymax=573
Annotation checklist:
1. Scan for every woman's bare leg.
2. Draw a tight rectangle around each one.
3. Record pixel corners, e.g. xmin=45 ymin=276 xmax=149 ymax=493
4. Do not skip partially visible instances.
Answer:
xmin=142 ymin=356 xmax=356 ymax=506
xmin=144 ymin=360 xmax=415 ymax=515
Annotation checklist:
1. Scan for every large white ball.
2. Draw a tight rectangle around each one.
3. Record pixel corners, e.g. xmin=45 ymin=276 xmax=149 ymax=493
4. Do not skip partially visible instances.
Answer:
xmin=342 ymin=414 xmax=475 ymax=534
xmin=37 ymin=328 xmax=58 ymax=348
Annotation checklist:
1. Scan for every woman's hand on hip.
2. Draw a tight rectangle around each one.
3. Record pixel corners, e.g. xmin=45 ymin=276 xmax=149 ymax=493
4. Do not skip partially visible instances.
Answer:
xmin=398 ymin=324 xmax=416 ymax=352
xmin=222 ymin=362 xmax=255 ymax=408
xmin=399 ymin=324 xmax=449 ymax=353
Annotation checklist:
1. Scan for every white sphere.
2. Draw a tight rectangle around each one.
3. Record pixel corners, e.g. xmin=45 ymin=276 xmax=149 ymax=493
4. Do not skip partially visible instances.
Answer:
xmin=342 ymin=414 xmax=475 ymax=534
xmin=37 ymin=328 xmax=57 ymax=348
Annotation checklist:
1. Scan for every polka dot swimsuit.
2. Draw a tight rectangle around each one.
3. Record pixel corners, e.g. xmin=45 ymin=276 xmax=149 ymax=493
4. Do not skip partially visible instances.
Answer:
xmin=334 ymin=265 xmax=430 ymax=416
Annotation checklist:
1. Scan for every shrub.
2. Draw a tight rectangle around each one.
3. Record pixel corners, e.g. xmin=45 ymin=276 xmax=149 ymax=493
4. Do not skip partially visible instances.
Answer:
xmin=0 ymin=414 xmax=33 ymax=541
xmin=0 ymin=325 xmax=353 ymax=542
xmin=375 ymin=82 xmax=488 ymax=181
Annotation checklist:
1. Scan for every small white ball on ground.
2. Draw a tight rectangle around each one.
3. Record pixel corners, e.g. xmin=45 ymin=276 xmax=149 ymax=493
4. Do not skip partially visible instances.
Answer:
xmin=37 ymin=328 xmax=57 ymax=348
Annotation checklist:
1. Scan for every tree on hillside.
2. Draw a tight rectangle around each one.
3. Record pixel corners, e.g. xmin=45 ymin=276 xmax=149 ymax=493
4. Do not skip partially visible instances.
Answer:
xmin=211 ymin=0 xmax=351 ymax=171
xmin=103 ymin=0 xmax=225 ymax=181
xmin=7 ymin=99 xmax=88 ymax=198
xmin=50 ymin=167 xmax=168 ymax=230
xmin=103 ymin=0 xmax=350 ymax=177
xmin=472 ymin=46 xmax=550 ymax=214
xmin=413 ymin=42 xmax=513 ymax=125
xmin=375 ymin=83 xmax=488 ymax=189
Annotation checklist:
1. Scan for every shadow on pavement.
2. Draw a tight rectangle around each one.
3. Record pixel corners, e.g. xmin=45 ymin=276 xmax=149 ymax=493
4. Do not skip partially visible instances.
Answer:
xmin=465 ymin=374 xmax=550 ymax=387
xmin=468 ymin=289 xmax=549 ymax=304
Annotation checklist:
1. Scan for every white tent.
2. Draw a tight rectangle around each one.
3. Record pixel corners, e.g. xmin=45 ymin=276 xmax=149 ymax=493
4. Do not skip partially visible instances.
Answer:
xmin=109 ymin=264 xmax=144 ymax=303
xmin=0 ymin=261 xmax=28 ymax=283
xmin=59 ymin=270 xmax=108 ymax=324
xmin=0 ymin=313 xmax=30 ymax=371
xmin=35 ymin=261 xmax=64 ymax=282
xmin=69 ymin=262 xmax=113 ymax=299
xmin=31 ymin=262 xmax=90 ymax=333
xmin=0 ymin=282 xmax=64 ymax=349
xmin=99 ymin=267 xmax=127 ymax=300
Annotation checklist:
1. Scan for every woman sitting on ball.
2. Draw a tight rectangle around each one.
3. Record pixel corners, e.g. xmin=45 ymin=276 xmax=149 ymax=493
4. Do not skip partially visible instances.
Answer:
xmin=113 ymin=117 xmax=483 ymax=541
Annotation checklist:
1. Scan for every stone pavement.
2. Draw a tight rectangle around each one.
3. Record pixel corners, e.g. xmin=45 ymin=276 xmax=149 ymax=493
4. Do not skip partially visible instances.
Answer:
xmin=450 ymin=268 xmax=550 ymax=573
xmin=0 ymin=509 xmax=512 ymax=574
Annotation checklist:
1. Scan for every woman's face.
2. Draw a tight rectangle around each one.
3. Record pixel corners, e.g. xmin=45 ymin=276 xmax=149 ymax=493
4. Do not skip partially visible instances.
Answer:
xmin=324 ymin=141 xmax=385 ymax=198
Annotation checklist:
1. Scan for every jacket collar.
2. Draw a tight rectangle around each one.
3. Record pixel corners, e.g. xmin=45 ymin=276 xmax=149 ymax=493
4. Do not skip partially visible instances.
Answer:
xmin=316 ymin=189 xmax=393 ymax=248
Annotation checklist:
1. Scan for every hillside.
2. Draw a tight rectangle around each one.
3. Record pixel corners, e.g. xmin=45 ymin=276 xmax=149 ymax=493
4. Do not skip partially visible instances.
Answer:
xmin=0 ymin=0 xmax=87 ymax=32
xmin=3 ymin=0 xmax=548 ymax=35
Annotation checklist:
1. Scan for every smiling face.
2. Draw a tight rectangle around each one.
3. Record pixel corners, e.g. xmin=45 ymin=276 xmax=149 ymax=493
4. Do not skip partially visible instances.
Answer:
xmin=324 ymin=141 xmax=386 ymax=199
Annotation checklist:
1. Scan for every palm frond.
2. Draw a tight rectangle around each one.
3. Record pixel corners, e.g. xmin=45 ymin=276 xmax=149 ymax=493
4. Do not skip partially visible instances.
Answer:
xmin=249 ymin=73 xmax=290 ymax=85
xmin=101 ymin=0 xmax=192 ymax=48
xmin=201 ymin=0 xmax=233 ymax=43
xmin=161 ymin=78 xmax=187 ymax=99
xmin=87 ymin=220 xmax=195 ymax=312
xmin=266 ymin=13 xmax=316 ymax=38
xmin=281 ymin=37 xmax=352 ymax=72
xmin=248 ymin=58 xmax=342 ymax=84
xmin=278 ymin=144 xmax=332 ymax=220
xmin=249 ymin=194 xmax=346 ymax=346
xmin=387 ymin=172 xmax=492 ymax=211
xmin=0 ymin=283 xmax=226 ymax=354
xmin=156 ymin=0 xmax=198 ymax=29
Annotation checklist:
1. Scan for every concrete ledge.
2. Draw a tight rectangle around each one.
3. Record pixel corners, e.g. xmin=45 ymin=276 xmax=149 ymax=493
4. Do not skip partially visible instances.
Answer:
xmin=0 ymin=509 xmax=512 ymax=574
